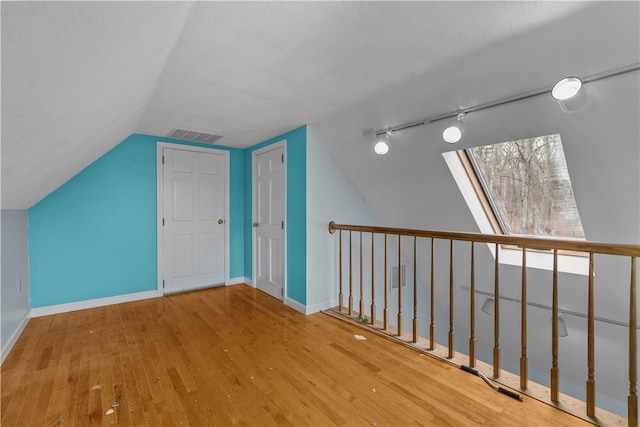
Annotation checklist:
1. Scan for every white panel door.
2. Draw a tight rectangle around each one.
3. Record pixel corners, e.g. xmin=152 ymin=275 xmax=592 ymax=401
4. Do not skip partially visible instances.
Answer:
xmin=163 ymin=148 xmax=225 ymax=294
xmin=253 ymin=145 xmax=285 ymax=300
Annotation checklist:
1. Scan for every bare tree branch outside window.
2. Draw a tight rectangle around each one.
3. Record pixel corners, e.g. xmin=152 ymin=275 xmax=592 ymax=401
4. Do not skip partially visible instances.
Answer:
xmin=466 ymin=134 xmax=585 ymax=240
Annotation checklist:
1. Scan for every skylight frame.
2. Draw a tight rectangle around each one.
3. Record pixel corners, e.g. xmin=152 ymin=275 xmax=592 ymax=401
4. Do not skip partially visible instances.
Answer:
xmin=442 ymin=134 xmax=589 ymax=275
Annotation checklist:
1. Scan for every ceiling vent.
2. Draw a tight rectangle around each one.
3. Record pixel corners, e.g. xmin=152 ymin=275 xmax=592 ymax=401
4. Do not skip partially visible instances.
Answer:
xmin=167 ymin=129 xmax=223 ymax=144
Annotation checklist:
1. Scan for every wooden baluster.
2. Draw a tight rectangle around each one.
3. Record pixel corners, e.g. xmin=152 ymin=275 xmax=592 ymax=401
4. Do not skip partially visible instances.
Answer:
xmin=430 ymin=238 xmax=436 ymax=351
xmin=398 ymin=235 xmax=403 ymax=337
xmin=448 ymin=240 xmax=455 ymax=359
xmin=493 ymin=243 xmax=500 ymax=378
xmin=551 ymin=249 xmax=559 ymax=402
xmin=629 ymin=256 xmax=637 ymax=426
xmin=371 ymin=233 xmax=376 ymax=325
xmin=338 ymin=231 xmax=343 ymax=312
xmin=469 ymin=241 xmax=476 ymax=368
xmin=520 ymin=246 xmax=528 ymax=390
xmin=413 ymin=236 xmax=418 ymax=343
xmin=586 ymin=252 xmax=595 ymax=418
xmin=359 ymin=232 xmax=364 ymax=317
xmin=349 ymin=231 xmax=353 ymax=315
xmin=384 ymin=234 xmax=389 ymax=330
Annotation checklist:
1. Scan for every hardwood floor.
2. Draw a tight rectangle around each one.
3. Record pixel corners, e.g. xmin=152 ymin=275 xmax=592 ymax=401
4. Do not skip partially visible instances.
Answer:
xmin=1 ymin=284 xmax=590 ymax=426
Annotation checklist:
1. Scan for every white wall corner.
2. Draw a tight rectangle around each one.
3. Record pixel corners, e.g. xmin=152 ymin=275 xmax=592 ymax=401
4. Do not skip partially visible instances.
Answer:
xmin=285 ymin=297 xmax=307 ymax=315
xmin=305 ymin=299 xmax=338 ymax=315
xmin=1 ymin=310 xmax=30 ymax=365
xmin=30 ymin=290 xmax=160 ymax=318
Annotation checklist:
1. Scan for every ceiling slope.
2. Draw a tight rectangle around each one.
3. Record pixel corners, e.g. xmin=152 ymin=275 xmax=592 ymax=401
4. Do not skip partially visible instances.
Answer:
xmin=2 ymin=1 xmax=589 ymax=209
xmin=137 ymin=1 xmax=589 ymax=147
xmin=1 ymin=1 xmax=193 ymax=209
xmin=313 ymin=2 xmax=639 ymax=237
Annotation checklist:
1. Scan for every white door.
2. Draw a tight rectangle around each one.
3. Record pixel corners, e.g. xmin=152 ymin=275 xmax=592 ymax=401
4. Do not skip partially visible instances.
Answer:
xmin=253 ymin=144 xmax=285 ymax=300
xmin=163 ymin=148 xmax=226 ymax=294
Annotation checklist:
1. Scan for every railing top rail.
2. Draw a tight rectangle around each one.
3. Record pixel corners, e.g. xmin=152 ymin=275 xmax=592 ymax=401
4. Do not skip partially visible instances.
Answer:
xmin=328 ymin=221 xmax=640 ymax=258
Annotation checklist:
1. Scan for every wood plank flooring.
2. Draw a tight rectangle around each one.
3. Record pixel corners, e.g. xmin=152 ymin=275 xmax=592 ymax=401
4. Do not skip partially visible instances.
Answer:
xmin=1 ymin=285 xmax=591 ymax=426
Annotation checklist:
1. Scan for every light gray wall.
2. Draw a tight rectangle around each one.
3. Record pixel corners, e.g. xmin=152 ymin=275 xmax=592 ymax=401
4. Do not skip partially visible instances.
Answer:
xmin=306 ymin=127 xmax=379 ymax=311
xmin=309 ymin=2 xmax=639 ymax=417
xmin=1 ymin=209 xmax=30 ymax=362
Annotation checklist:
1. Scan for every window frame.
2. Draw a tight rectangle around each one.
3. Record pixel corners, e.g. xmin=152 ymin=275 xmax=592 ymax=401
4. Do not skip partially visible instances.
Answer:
xmin=443 ymin=149 xmax=589 ymax=276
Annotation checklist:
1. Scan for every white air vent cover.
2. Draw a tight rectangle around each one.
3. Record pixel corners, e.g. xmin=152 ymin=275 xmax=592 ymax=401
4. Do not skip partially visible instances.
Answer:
xmin=167 ymin=129 xmax=223 ymax=144
xmin=391 ymin=263 xmax=407 ymax=289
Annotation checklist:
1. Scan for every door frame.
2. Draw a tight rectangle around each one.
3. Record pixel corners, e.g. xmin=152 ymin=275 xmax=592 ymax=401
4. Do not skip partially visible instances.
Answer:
xmin=156 ymin=142 xmax=231 ymax=295
xmin=252 ymin=140 xmax=287 ymax=301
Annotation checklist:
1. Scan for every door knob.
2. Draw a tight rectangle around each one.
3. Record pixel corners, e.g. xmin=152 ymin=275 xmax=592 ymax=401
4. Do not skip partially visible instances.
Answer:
xmin=253 ymin=222 xmax=259 ymax=227
xmin=218 ymin=219 xmax=224 ymax=224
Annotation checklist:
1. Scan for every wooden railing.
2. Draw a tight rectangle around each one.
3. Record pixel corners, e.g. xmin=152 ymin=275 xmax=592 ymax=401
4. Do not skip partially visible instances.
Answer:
xmin=328 ymin=221 xmax=640 ymax=426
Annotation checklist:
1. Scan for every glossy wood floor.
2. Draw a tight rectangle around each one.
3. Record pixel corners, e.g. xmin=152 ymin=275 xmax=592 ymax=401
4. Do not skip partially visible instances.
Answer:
xmin=1 ymin=285 xmax=590 ymax=426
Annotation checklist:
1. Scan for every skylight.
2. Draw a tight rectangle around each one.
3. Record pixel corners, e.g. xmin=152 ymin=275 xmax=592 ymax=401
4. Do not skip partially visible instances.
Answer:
xmin=465 ymin=134 xmax=585 ymax=240
xmin=443 ymin=133 xmax=588 ymax=275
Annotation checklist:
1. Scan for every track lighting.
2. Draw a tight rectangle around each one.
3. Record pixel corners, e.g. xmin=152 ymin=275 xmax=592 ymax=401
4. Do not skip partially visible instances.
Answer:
xmin=374 ymin=131 xmax=391 ymax=155
xmin=443 ymin=113 xmax=465 ymax=143
xmin=551 ymin=77 xmax=582 ymax=100
xmin=368 ymin=64 xmax=637 ymax=149
xmin=552 ymin=76 xmax=587 ymax=113
xmin=374 ymin=141 xmax=389 ymax=155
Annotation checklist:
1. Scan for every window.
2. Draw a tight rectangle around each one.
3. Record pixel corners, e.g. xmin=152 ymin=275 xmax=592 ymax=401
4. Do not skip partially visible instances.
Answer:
xmin=466 ymin=134 xmax=585 ymax=240
xmin=443 ymin=134 xmax=588 ymax=275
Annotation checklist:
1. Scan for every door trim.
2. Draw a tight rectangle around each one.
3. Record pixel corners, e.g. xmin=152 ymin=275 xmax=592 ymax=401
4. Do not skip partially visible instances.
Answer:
xmin=252 ymin=140 xmax=287 ymax=301
xmin=156 ymin=142 xmax=230 ymax=295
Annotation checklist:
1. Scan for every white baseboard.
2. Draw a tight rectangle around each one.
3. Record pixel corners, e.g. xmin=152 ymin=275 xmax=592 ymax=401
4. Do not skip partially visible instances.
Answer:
xmin=30 ymin=290 xmax=160 ymax=318
xmin=284 ymin=298 xmax=338 ymax=315
xmin=226 ymin=277 xmax=252 ymax=286
xmin=285 ymin=297 xmax=307 ymax=315
xmin=1 ymin=310 xmax=31 ymax=364
xmin=305 ymin=299 xmax=338 ymax=315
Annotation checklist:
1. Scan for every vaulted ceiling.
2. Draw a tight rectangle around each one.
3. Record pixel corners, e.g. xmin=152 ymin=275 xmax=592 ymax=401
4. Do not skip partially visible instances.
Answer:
xmin=0 ymin=1 xmax=608 ymax=209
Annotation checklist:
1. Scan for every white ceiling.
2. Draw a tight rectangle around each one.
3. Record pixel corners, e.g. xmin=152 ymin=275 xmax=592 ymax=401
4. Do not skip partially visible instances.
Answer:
xmin=0 ymin=1 xmax=601 ymax=209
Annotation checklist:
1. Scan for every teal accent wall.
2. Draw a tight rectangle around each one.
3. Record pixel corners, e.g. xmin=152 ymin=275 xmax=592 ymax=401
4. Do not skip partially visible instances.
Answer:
xmin=28 ymin=134 xmax=245 ymax=307
xmin=243 ymin=126 xmax=307 ymax=304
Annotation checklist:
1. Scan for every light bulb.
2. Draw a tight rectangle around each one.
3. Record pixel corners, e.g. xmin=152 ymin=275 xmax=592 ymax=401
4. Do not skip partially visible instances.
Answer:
xmin=374 ymin=141 xmax=389 ymax=155
xmin=443 ymin=113 xmax=465 ymax=143
xmin=552 ymin=77 xmax=582 ymax=100
xmin=443 ymin=126 xmax=462 ymax=143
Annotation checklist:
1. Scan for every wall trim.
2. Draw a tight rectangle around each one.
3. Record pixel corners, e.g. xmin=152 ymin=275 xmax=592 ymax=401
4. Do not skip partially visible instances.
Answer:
xmin=226 ymin=277 xmax=251 ymax=286
xmin=285 ymin=297 xmax=306 ymax=315
xmin=305 ymin=299 xmax=338 ymax=315
xmin=30 ymin=290 xmax=160 ymax=318
xmin=1 ymin=310 xmax=31 ymax=364
xmin=285 ymin=298 xmax=336 ymax=315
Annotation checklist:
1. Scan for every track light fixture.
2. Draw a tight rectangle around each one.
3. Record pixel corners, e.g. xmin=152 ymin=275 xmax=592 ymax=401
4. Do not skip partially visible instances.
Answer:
xmin=368 ymin=63 xmax=638 ymax=152
xmin=442 ymin=112 xmax=465 ymax=143
xmin=374 ymin=140 xmax=389 ymax=155
xmin=374 ymin=131 xmax=391 ymax=155
xmin=551 ymin=77 xmax=582 ymax=100
xmin=552 ymin=76 xmax=587 ymax=112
